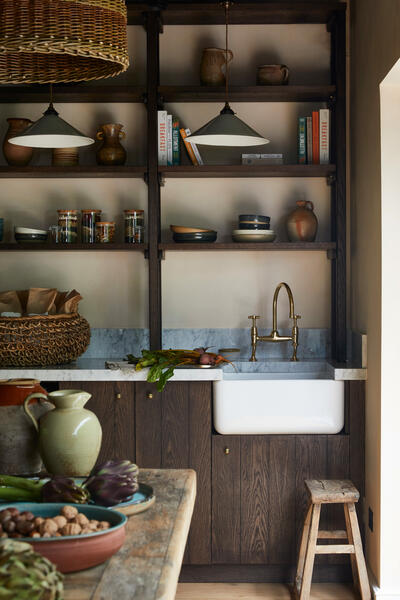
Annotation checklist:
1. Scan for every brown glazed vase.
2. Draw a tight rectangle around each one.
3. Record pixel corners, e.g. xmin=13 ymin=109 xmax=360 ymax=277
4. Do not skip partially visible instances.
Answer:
xmin=200 ymin=48 xmax=233 ymax=86
xmin=286 ymin=200 xmax=318 ymax=242
xmin=3 ymin=118 xmax=33 ymax=166
xmin=96 ymin=123 xmax=127 ymax=165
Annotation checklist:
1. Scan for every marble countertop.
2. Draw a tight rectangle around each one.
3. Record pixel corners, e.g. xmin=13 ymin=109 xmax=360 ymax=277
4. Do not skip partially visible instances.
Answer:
xmin=0 ymin=358 xmax=367 ymax=381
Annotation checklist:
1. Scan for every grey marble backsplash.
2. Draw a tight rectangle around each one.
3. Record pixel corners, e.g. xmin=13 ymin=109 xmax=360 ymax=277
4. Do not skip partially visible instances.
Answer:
xmin=82 ymin=328 xmax=331 ymax=360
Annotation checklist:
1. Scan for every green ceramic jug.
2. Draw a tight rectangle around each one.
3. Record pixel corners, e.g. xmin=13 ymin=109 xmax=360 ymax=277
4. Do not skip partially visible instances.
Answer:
xmin=23 ymin=389 xmax=102 ymax=477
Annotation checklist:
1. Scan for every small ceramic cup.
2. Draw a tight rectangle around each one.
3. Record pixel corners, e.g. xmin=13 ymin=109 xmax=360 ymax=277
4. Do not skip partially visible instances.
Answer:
xmin=257 ymin=64 xmax=289 ymax=85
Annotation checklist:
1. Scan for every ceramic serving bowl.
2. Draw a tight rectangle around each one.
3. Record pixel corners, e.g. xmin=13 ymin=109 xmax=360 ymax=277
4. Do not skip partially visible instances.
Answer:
xmin=1 ymin=503 xmax=127 ymax=573
xmin=173 ymin=231 xmax=217 ymax=243
xmin=170 ymin=225 xmax=212 ymax=234
xmin=238 ymin=214 xmax=270 ymax=230
xmin=232 ymin=229 xmax=276 ymax=243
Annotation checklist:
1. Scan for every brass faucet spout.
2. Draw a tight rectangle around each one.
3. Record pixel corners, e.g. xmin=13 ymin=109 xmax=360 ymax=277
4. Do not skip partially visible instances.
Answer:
xmin=272 ymin=282 xmax=295 ymax=331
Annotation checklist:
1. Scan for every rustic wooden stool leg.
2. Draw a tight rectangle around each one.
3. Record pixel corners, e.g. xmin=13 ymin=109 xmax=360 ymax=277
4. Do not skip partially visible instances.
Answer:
xmin=344 ymin=503 xmax=371 ymax=600
xmin=295 ymin=504 xmax=313 ymax=595
xmin=299 ymin=503 xmax=321 ymax=600
xmin=343 ymin=502 xmax=359 ymax=591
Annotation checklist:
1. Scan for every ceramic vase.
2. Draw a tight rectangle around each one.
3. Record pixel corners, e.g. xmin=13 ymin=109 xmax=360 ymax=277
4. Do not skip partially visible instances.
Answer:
xmin=3 ymin=118 xmax=33 ymax=166
xmin=24 ymin=389 xmax=102 ymax=477
xmin=200 ymin=48 xmax=233 ymax=86
xmin=286 ymin=200 xmax=318 ymax=242
xmin=0 ymin=379 xmax=52 ymax=475
xmin=96 ymin=123 xmax=127 ymax=165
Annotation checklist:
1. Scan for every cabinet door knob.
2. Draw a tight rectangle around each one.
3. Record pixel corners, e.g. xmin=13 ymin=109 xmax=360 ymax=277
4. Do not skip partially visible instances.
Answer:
xmin=147 ymin=393 xmax=153 ymax=399
xmin=116 ymin=393 xmax=121 ymax=399
xmin=224 ymin=447 xmax=230 ymax=455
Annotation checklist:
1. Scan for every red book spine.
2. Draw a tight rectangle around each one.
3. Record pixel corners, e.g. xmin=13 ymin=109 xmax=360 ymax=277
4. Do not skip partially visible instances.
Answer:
xmin=312 ymin=111 xmax=319 ymax=164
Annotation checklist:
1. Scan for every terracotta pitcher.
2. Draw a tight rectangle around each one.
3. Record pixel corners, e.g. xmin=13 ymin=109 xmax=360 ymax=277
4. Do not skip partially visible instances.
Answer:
xmin=200 ymin=48 xmax=233 ymax=86
xmin=3 ymin=118 xmax=33 ymax=166
xmin=24 ymin=389 xmax=102 ymax=477
xmin=286 ymin=200 xmax=318 ymax=242
xmin=0 ymin=379 xmax=52 ymax=475
xmin=96 ymin=123 xmax=127 ymax=165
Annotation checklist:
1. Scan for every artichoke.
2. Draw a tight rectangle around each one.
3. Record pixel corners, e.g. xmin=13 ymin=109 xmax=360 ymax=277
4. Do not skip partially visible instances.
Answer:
xmin=91 ymin=460 xmax=139 ymax=480
xmin=41 ymin=477 xmax=90 ymax=505
xmin=0 ymin=539 xmax=64 ymax=600
xmin=84 ymin=474 xmax=139 ymax=506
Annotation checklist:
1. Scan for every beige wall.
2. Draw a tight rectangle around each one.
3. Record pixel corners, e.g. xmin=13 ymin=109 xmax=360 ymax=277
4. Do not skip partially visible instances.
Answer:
xmin=1 ymin=23 xmax=333 ymax=330
xmin=350 ymin=0 xmax=400 ymax=585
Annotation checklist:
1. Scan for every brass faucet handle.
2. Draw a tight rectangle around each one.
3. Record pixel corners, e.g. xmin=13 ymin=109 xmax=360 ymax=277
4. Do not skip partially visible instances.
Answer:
xmin=293 ymin=314 xmax=301 ymax=325
xmin=248 ymin=315 xmax=261 ymax=324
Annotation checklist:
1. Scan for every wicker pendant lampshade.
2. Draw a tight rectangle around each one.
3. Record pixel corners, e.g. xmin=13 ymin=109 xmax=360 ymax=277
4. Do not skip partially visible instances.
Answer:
xmin=0 ymin=0 xmax=129 ymax=84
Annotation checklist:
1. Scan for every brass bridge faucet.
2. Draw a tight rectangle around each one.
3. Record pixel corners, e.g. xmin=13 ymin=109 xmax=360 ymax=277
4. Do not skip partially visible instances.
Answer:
xmin=248 ymin=282 xmax=301 ymax=362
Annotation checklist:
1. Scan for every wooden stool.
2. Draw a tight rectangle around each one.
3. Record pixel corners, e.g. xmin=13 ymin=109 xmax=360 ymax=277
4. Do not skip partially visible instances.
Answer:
xmin=294 ymin=479 xmax=371 ymax=600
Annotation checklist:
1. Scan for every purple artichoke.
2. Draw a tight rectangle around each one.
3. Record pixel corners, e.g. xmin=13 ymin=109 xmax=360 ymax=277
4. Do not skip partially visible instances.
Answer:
xmin=90 ymin=460 xmax=139 ymax=480
xmin=41 ymin=477 xmax=90 ymax=504
xmin=84 ymin=474 xmax=139 ymax=506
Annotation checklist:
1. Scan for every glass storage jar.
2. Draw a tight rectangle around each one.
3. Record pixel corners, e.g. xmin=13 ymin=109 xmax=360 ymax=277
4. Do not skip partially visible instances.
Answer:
xmin=124 ymin=209 xmax=144 ymax=243
xmin=96 ymin=221 xmax=115 ymax=243
xmin=57 ymin=209 xmax=78 ymax=243
xmin=81 ymin=209 xmax=102 ymax=243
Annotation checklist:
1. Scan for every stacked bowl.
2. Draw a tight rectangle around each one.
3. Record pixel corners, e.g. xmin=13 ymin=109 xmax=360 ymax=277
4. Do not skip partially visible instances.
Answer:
xmin=170 ymin=225 xmax=217 ymax=243
xmin=232 ymin=214 xmax=276 ymax=243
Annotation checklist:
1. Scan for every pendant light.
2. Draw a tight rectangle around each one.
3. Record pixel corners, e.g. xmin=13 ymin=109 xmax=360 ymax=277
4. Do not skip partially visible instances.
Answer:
xmin=187 ymin=1 xmax=269 ymax=147
xmin=8 ymin=86 xmax=94 ymax=149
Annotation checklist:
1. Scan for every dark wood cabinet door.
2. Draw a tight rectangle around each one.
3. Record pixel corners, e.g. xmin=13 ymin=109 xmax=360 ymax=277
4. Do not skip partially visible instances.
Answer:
xmin=59 ymin=381 xmax=135 ymax=465
xmin=135 ymin=381 xmax=212 ymax=565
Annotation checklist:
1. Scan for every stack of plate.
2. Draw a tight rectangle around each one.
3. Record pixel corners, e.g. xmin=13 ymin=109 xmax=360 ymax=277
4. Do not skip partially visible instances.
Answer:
xmin=232 ymin=229 xmax=276 ymax=243
xmin=170 ymin=225 xmax=217 ymax=243
xmin=15 ymin=226 xmax=48 ymax=243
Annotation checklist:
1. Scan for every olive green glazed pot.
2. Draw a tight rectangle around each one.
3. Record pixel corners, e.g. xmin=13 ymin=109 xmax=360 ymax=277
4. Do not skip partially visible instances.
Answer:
xmin=24 ymin=390 xmax=102 ymax=477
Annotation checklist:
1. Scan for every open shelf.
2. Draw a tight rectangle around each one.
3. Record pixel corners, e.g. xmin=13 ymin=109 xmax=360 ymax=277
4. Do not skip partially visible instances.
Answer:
xmin=0 ymin=243 xmax=148 ymax=252
xmin=159 ymin=85 xmax=336 ymax=103
xmin=0 ymin=166 xmax=146 ymax=179
xmin=159 ymin=164 xmax=336 ymax=179
xmin=159 ymin=241 xmax=336 ymax=252
xmin=0 ymin=85 xmax=146 ymax=104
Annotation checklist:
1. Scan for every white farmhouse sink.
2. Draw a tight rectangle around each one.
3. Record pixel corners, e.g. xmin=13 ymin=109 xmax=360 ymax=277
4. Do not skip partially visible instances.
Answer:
xmin=213 ymin=374 xmax=344 ymax=434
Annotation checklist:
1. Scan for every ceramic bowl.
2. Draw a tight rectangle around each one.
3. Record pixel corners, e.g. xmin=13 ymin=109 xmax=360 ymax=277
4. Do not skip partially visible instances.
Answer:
xmin=173 ymin=231 xmax=217 ymax=243
xmin=232 ymin=229 xmax=276 ymax=243
xmin=15 ymin=227 xmax=48 ymax=235
xmin=238 ymin=214 xmax=270 ymax=230
xmin=170 ymin=225 xmax=212 ymax=234
xmin=1 ymin=503 xmax=127 ymax=573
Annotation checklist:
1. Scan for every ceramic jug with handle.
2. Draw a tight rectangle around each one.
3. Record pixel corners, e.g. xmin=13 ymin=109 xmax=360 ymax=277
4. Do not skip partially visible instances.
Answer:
xmin=23 ymin=389 xmax=102 ymax=477
xmin=200 ymin=48 xmax=233 ymax=86
xmin=286 ymin=200 xmax=318 ymax=242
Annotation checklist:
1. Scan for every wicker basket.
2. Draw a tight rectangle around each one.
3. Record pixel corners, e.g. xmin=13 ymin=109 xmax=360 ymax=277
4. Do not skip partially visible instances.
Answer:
xmin=0 ymin=0 xmax=129 ymax=84
xmin=0 ymin=314 xmax=91 ymax=367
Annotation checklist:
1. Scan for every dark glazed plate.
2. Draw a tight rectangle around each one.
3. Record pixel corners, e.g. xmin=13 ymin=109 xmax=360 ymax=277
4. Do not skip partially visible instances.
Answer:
xmin=15 ymin=233 xmax=48 ymax=243
xmin=173 ymin=231 xmax=217 ymax=243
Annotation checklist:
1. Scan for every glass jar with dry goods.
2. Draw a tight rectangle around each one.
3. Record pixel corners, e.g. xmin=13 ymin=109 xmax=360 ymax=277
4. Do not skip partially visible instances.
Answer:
xmin=81 ymin=209 xmax=102 ymax=243
xmin=96 ymin=221 xmax=115 ymax=243
xmin=57 ymin=209 xmax=78 ymax=243
xmin=124 ymin=209 xmax=144 ymax=243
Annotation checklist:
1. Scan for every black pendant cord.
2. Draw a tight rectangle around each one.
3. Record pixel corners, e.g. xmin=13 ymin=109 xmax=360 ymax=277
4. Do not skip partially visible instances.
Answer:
xmin=221 ymin=0 xmax=234 ymax=115
xmin=46 ymin=83 xmax=58 ymax=116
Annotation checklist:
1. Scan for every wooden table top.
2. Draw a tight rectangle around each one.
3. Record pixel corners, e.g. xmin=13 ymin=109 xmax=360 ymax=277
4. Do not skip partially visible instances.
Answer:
xmin=64 ymin=469 xmax=196 ymax=600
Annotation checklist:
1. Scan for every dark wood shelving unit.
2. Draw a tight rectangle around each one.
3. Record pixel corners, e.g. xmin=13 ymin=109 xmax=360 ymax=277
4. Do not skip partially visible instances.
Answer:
xmin=159 ymin=85 xmax=336 ymax=103
xmin=0 ymin=166 xmax=146 ymax=178
xmin=159 ymin=241 xmax=336 ymax=252
xmin=0 ymin=243 xmax=147 ymax=252
xmin=159 ymin=164 xmax=336 ymax=179
xmin=0 ymin=85 xmax=146 ymax=104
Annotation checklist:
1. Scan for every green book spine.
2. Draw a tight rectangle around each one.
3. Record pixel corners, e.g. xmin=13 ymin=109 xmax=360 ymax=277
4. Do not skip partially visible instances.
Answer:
xmin=298 ymin=117 xmax=306 ymax=164
xmin=172 ymin=117 xmax=180 ymax=166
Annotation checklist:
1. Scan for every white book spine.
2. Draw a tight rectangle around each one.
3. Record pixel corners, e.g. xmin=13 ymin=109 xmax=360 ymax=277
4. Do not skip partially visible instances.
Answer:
xmin=157 ymin=110 xmax=168 ymax=166
xmin=185 ymin=128 xmax=203 ymax=165
xmin=319 ymin=109 xmax=330 ymax=165
xmin=167 ymin=114 xmax=173 ymax=166
xmin=306 ymin=116 xmax=313 ymax=164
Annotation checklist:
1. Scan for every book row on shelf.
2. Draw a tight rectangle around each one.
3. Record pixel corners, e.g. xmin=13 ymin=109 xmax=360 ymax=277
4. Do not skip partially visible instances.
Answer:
xmin=298 ymin=108 xmax=330 ymax=165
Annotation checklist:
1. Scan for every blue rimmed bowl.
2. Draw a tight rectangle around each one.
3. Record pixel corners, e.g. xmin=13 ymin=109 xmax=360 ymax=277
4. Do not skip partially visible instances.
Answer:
xmin=238 ymin=214 xmax=270 ymax=230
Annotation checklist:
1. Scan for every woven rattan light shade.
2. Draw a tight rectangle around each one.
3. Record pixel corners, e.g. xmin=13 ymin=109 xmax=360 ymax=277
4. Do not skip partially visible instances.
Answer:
xmin=0 ymin=0 xmax=129 ymax=84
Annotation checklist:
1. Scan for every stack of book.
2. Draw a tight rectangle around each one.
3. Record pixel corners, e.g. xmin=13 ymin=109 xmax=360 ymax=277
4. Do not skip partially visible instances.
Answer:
xmin=298 ymin=109 xmax=330 ymax=165
xmin=157 ymin=111 xmax=203 ymax=166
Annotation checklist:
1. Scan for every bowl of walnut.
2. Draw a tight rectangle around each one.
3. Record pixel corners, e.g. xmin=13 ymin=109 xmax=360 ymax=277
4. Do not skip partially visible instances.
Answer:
xmin=0 ymin=503 xmax=127 ymax=572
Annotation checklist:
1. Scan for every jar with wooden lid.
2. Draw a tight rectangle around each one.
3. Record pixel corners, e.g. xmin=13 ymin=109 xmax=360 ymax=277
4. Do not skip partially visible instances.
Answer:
xmin=81 ymin=209 xmax=102 ymax=243
xmin=96 ymin=221 xmax=115 ymax=243
xmin=57 ymin=209 xmax=78 ymax=243
xmin=124 ymin=209 xmax=144 ymax=243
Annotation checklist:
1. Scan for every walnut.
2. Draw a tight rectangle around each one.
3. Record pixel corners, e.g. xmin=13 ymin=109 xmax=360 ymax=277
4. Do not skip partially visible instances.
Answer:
xmin=73 ymin=513 xmax=89 ymax=527
xmin=53 ymin=516 xmax=67 ymax=530
xmin=98 ymin=521 xmax=110 ymax=530
xmin=55 ymin=532 xmax=62 ymax=537
xmin=61 ymin=523 xmax=82 ymax=536
xmin=16 ymin=519 xmax=34 ymax=535
xmin=88 ymin=520 xmax=99 ymax=530
xmin=29 ymin=532 xmax=41 ymax=538
xmin=34 ymin=517 xmax=45 ymax=527
xmin=60 ymin=505 xmax=78 ymax=520
xmin=39 ymin=519 xmax=58 ymax=537
xmin=81 ymin=527 xmax=92 ymax=535
xmin=42 ymin=532 xmax=51 ymax=538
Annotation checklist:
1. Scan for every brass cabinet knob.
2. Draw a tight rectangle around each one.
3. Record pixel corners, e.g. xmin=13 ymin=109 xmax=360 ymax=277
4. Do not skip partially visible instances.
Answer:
xmin=147 ymin=393 xmax=153 ymax=399
xmin=224 ymin=447 xmax=230 ymax=455
xmin=116 ymin=393 xmax=121 ymax=399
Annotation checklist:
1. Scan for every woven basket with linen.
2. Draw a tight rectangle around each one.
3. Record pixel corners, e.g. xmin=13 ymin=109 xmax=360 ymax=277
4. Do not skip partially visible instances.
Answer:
xmin=0 ymin=314 xmax=91 ymax=367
